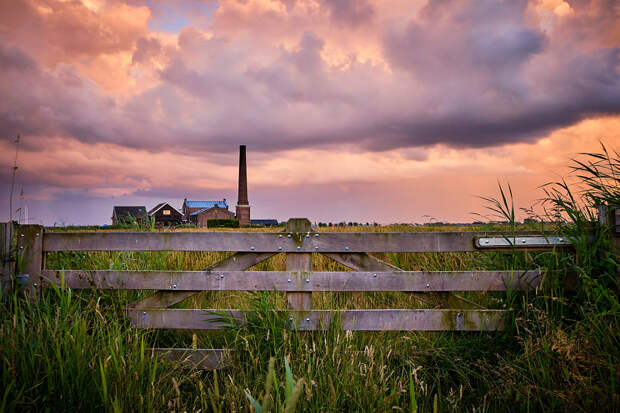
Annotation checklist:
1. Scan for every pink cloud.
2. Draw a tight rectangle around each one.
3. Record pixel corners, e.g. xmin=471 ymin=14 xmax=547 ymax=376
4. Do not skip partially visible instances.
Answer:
xmin=0 ymin=0 xmax=619 ymax=224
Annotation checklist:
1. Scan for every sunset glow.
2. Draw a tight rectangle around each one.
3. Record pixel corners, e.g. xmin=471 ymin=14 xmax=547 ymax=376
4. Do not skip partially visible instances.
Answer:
xmin=1 ymin=0 xmax=619 ymax=224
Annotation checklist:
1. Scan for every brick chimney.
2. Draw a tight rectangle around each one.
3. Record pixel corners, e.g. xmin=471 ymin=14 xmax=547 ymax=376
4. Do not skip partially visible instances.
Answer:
xmin=236 ymin=145 xmax=250 ymax=226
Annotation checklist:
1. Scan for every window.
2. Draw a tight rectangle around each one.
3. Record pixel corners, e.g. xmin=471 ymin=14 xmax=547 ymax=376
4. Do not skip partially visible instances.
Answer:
xmin=163 ymin=210 xmax=171 ymax=215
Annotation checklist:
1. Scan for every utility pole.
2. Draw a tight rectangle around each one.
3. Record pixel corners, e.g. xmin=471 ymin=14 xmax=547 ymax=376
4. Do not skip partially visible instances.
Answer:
xmin=9 ymin=135 xmax=20 ymax=223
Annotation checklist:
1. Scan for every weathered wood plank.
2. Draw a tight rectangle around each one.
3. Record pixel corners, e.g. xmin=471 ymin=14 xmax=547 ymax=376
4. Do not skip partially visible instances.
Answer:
xmin=286 ymin=219 xmax=312 ymax=310
xmin=321 ymin=252 xmax=400 ymax=271
xmin=18 ymin=225 xmax=43 ymax=299
xmin=151 ymin=348 xmax=230 ymax=370
xmin=42 ymin=231 xmax=483 ymax=252
xmin=47 ymin=270 xmax=541 ymax=292
xmin=322 ymin=252 xmax=452 ymax=308
xmin=43 ymin=231 xmax=571 ymax=253
xmin=127 ymin=309 xmax=506 ymax=331
xmin=0 ymin=223 xmax=14 ymax=293
xmin=126 ymin=252 xmax=277 ymax=309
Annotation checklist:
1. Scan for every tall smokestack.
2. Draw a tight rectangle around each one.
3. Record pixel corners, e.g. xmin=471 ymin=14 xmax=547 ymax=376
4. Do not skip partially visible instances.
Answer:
xmin=237 ymin=145 xmax=248 ymax=205
xmin=236 ymin=145 xmax=250 ymax=226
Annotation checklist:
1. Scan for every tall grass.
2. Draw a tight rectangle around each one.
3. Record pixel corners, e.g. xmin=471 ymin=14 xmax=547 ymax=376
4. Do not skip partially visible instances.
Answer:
xmin=1 ymin=145 xmax=618 ymax=412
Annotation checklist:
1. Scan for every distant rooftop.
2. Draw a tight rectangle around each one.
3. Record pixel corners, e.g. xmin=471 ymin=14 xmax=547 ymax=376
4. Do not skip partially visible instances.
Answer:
xmin=113 ymin=206 xmax=147 ymax=219
xmin=149 ymin=202 xmax=182 ymax=216
xmin=184 ymin=200 xmax=228 ymax=209
xmin=189 ymin=206 xmax=227 ymax=216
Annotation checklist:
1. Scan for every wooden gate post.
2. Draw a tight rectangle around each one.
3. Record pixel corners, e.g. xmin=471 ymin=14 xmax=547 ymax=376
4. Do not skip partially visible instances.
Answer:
xmin=1 ymin=222 xmax=14 ymax=297
xmin=17 ymin=225 xmax=44 ymax=299
xmin=285 ymin=218 xmax=312 ymax=310
xmin=612 ymin=208 xmax=620 ymax=259
xmin=599 ymin=205 xmax=620 ymax=268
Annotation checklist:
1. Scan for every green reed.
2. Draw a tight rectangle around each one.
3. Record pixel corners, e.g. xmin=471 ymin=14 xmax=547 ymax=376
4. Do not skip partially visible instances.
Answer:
xmin=1 ymin=144 xmax=618 ymax=412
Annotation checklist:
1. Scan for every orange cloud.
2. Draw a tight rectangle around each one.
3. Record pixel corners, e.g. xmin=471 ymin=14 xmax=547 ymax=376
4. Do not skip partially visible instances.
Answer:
xmin=1 ymin=0 xmax=620 ymax=224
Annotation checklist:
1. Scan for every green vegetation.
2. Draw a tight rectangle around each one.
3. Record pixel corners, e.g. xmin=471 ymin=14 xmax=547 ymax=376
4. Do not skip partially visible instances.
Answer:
xmin=1 ymin=146 xmax=618 ymax=412
xmin=207 ymin=218 xmax=240 ymax=228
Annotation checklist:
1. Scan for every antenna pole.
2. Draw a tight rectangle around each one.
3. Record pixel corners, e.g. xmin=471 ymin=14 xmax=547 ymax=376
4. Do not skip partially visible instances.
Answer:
xmin=9 ymin=135 xmax=20 ymax=222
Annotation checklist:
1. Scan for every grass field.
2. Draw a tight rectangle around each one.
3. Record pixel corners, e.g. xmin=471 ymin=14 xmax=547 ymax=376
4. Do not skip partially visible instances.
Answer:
xmin=1 ymin=148 xmax=618 ymax=412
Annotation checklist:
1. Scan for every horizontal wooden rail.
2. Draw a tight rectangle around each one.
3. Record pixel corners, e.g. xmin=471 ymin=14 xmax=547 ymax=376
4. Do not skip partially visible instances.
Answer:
xmin=43 ymin=270 xmax=541 ymax=291
xmin=43 ymin=231 xmax=569 ymax=253
xmin=127 ymin=309 xmax=506 ymax=331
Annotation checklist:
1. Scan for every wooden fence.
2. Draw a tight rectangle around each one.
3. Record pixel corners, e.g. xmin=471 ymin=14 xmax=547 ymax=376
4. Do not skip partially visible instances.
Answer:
xmin=2 ymin=213 xmax=618 ymax=369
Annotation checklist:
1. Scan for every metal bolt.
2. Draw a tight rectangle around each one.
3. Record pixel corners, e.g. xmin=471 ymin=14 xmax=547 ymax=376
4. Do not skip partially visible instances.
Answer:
xmin=521 ymin=239 xmax=526 ymax=244
xmin=314 ymin=233 xmax=319 ymax=237
xmin=457 ymin=312 xmax=463 ymax=318
xmin=35 ymin=233 xmax=39 ymax=237
xmin=484 ymin=240 xmax=489 ymax=244
xmin=287 ymin=278 xmax=292 ymax=283
xmin=426 ymin=283 xmax=430 ymax=288
xmin=250 ymin=246 xmax=255 ymax=251
xmin=314 ymin=246 xmax=319 ymax=250
xmin=345 ymin=246 xmax=349 ymax=251
xmin=559 ymin=238 xmax=564 ymax=242
xmin=373 ymin=273 xmax=377 ymax=278
xmin=289 ymin=317 xmax=294 ymax=322
xmin=296 ymin=246 xmax=301 ymax=250
xmin=19 ymin=246 xmax=23 ymax=249
xmin=33 ymin=283 xmax=38 ymax=287
xmin=142 ymin=312 xmax=147 ymax=316
xmin=172 ymin=284 xmax=177 ymax=289
xmin=20 ymin=234 xmax=24 ymax=237
xmin=278 ymin=246 xmax=283 ymax=251
xmin=305 ymin=318 xmax=310 ymax=322
xmin=287 ymin=234 xmax=292 ymax=238
xmin=305 ymin=278 xmax=310 ymax=283
xmin=305 ymin=234 xmax=310 ymax=238
xmin=279 ymin=234 xmax=283 ymax=238
xmin=219 ymin=274 xmax=224 ymax=279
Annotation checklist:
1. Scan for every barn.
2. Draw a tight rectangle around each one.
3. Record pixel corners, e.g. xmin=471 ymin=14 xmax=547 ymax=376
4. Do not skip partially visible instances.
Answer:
xmin=111 ymin=206 xmax=147 ymax=225
xmin=148 ymin=202 xmax=183 ymax=226
xmin=183 ymin=199 xmax=235 ymax=227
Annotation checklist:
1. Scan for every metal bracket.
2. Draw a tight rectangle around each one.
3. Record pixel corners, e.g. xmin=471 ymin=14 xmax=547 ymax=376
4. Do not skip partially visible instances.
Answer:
xmin=15 ymin=273 xmax=30 ymax=286
xmin=476 ymin=236 xmax=570 ymax=248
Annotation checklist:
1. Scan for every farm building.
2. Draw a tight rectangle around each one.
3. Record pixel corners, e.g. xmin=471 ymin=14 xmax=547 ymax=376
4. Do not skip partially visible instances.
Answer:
xmin=163 ymin=145 xmax=278 ymax=227
xmin=111 ymin=206 xmax=147 ymax=225
xmin=149 ymin=202 xmax=183 ymax=226
xmin=182 ymin=199 xmax=235 ymax=227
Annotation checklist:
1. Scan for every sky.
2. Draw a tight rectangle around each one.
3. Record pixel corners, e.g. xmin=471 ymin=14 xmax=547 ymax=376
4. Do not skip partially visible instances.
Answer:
xmin=0 ymin=0 xmax=619 ymax=225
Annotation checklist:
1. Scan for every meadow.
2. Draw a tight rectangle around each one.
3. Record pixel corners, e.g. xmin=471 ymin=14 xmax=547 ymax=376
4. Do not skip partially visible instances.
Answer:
xmin=1 ymin=148 xmax=618 ymax=412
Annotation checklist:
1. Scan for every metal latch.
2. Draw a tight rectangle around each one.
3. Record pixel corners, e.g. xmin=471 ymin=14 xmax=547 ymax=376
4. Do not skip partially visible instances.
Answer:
xmin=476 ymin=236 xmax=570 ymax=248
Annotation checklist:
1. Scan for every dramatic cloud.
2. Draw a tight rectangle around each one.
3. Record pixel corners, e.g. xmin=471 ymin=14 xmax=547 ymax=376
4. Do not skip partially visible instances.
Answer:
xmin=0 ymin=0 xmax=619 ymax=224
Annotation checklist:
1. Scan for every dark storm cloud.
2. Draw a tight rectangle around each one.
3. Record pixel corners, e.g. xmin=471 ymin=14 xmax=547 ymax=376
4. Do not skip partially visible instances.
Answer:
xmin=0 ymin=0 xmax=619 ymax=156
xmin=377 ymin=0 xmax=620 ymax=147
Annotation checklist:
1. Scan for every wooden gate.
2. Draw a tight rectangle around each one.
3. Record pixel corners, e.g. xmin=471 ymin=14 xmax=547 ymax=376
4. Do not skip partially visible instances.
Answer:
xmin=4 ymin=218 xmax=577 ymax=369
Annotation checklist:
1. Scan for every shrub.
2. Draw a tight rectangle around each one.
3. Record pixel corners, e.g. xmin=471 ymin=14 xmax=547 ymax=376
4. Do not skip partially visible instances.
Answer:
xmin=207 ymin=218 xmax=240 ymax=228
